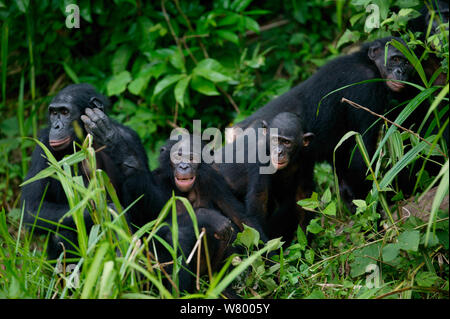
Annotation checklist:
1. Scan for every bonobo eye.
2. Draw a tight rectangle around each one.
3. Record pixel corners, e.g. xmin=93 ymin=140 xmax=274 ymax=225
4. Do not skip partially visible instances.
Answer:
xmin=283 ymin=140 xmax=292 ymax=147
xmin=392 ymin=56 xmax=401 ymax=63
xmin=49 ymin=109 xmax=57 ymax=116
xmin=61 ymin=108 xmax=70 ymax=116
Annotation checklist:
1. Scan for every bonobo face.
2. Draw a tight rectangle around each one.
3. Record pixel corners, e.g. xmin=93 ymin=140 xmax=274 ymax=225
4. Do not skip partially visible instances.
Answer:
xmin=369 ymin=40 xmax=414 ymax=92
xmin=170 ymin=142 xmax=201 ymax=193
xmin=48 ymin=100 xmax=80 ymax=151
xmin=265 ymin=112 xmax=314 ymax=171
xmin=270 ymin=134 xmax=295 ymax=170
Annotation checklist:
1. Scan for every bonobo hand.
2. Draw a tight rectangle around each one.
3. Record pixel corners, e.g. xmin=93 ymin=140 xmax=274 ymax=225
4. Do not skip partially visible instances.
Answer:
xmin=80 ymin=105 xmax=144 ymax=176
xmin=81 ymin=107 xmax=121 ymax=148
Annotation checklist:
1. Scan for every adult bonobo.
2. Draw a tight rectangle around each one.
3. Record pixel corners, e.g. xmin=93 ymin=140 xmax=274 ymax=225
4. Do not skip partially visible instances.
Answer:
xmin=216 ymin=112 xmax=315 ymax=244
xmin=21 ymin=83 xmax=160 ymax=260
xmin=226 ymin=37 xmax=414 ymax=205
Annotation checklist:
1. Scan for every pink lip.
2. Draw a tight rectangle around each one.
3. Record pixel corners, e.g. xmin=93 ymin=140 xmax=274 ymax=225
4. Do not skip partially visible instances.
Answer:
xmin=387 ymin=80 xmax=405 ymax=92
xmin=272 ymin=157 xmax=288 ymax=170
xmin=175 ymin=176 xmax=196 ymax=191
xmin=49 ymin=136 xmax=72 ymax=149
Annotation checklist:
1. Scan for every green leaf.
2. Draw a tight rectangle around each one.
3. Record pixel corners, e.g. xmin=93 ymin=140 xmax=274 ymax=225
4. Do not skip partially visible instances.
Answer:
xmin=398 ymin=230 xmax=420 ymax=252
xmin=415 ymin=271 xmax=440 ymax=287
xmin=235 ymin=224 xmax=260 ymax=249
xmin=305 ymin=289 xmax=325 ymax=299
xmin=107 ymin=71 xmax=132 ymax=96
xmin=305 ymin=249 xmax=315 ymax=264
xmin=321 ymin=188 xmax=332 ymax=204
xmin=153 ymin=74 xmax=184 ymax=96
xmin=382 ymin=243 xmax=400 ymax=262
xmin=99 ymin=261 xmax=117 ymax=299
xmin=231 ymin=0 xmax=253 ymax=12
xmin=323 ymin=201 xmax=336 ymax=216
xmin=193 ymin=59 xmax=232 ymax=83
xmin=296 ymin=226 xmax=307 ymax=250
xmin=297 ymin=192 xmax=319 ymax=211
xmin=174 ymin=75 xmax=191 ymax=108
xmin=111 ymin=45 xmax=132 ymax=75
xmin=216 ymin=30 xmax=239 ymax=45
xmin=15 ymin=0 xmax=29 ymax=13
xmin=169 ymin=51 xmax=185 ymax=72
xmin=336 ymin=29 xmax=361 ymax=49
xmin=190 ymin=75 xmax=220 ymax=96
xmin=193 ymin=68 xmax=232 ymax=83
xmin=128 ymin=77 xmax=149 ymax=96
xmin=81 ymin=242 xmax=109 ymax=298
xmin=350 ymin=243 xmax=381 ymax=277
xmin=306 ymin=219 xmax=323 ymax=234
xmin=244 ymin=16 xmax=259 ymax=33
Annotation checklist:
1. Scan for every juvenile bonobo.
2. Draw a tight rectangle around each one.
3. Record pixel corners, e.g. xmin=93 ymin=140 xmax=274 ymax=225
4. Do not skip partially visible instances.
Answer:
xmin=226 ymin=37 xmax=414 ymax=204
xmin=21 ymin=83 xmax=156 ymax=260
xmin=216 ymin=112 xmax=314 ymax=244
xmin=154 ymin=134 xmax=251 ymax=231
xmin=152 ymin=134 xmax=251 ymax=292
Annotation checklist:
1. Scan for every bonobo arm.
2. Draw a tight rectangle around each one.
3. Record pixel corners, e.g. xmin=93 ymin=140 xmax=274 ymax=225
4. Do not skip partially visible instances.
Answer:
xmin=198 ymin=165 xmax=255 ymax=234
xmin=244 ymin=172 xmax=271 ymax=242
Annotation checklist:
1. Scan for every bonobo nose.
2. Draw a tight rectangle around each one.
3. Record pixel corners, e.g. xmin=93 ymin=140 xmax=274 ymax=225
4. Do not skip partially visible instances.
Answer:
xmin=394 ymin=69 xmax=404 ymax=77
xmin=179 ymin=162 xmax=189 ymax=170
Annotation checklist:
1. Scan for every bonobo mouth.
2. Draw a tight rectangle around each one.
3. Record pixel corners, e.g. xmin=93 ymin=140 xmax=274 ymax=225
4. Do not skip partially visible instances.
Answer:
xmin=386 ymin=80 xmax=405 ymax=92
xmin=49 ymin=136 xmax=72 ymax=151
xmin=175 ymin=174 xmax=196 ymax=192
xmin=272 ymin=157 xmax=289 ymax=170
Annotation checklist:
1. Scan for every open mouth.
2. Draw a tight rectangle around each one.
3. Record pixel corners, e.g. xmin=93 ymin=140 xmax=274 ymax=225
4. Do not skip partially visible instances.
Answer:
xmin=49 ymin=136 xmax=72 ymax=150
xmin=175 ymin=175 xmax=196 ymax=191
xmin=386 ymin=80 xmax=405 ymax=92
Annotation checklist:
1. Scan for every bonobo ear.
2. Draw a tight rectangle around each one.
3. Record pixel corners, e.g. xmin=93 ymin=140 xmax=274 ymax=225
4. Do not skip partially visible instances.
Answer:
xmin=368 ymin=42 xmax=382 ymax=61
xmin=261 ymin=120 xmax=269 ymax=136
xmin=89 ymin=97 xmax=104 ymax=111
xmin=302 ymin=132 xmax=315 ymax=147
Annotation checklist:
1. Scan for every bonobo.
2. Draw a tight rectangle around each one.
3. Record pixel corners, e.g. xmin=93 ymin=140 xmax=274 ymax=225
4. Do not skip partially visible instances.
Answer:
xmin=226 ymin=37 xmax=414 ymax=204
xmin=154 ymin=134 xmax=252 ymax=231
xmin=216 ymin=112 xmax=315 ymax=244
xmin=21 ymin=83 xmax=155 ymax=260
xmin=152 ymin=134 xmax=251 ymax=292
xmin=155 ymin=207 xmax=235 ymax=293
